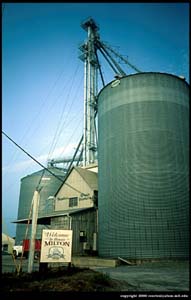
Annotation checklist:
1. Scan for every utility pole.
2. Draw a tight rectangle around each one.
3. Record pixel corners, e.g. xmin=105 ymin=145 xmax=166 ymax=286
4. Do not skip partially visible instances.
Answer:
xmin=80 ymin=18 xmax=99 ymax=166
xmin=28 ymin=190 xmax=40 ymax=273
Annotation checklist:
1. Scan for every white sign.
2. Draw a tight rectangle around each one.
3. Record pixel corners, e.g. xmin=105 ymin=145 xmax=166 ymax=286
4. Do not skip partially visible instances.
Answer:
xmin=40 ymin=229 xmax=73 ymax=263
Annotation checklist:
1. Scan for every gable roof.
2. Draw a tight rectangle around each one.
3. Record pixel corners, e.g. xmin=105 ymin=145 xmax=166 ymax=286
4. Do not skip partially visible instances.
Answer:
xmin=75 ymin=167 xmax=98 ymax=191
xmin=2 ymin=233 xmax=15 ymax=244
xmin=55 ymin=166 xmax=97 ymax=196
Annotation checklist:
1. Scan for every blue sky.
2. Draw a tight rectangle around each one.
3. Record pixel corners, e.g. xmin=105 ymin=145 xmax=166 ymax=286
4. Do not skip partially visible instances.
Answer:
xmin=2 ymin=3 xmax=189 ymax=237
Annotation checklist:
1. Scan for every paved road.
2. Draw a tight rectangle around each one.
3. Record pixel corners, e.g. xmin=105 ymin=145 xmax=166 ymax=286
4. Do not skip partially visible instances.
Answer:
xmin=92 ymin=260 xmax=189 ymax=291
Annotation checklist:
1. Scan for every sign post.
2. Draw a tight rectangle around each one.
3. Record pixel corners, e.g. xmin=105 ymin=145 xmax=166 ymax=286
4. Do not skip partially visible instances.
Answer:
xmin=28 ymin=190 xmax=40 ymax=273
xmin=40 ymin=229 xmax=73 ymax=263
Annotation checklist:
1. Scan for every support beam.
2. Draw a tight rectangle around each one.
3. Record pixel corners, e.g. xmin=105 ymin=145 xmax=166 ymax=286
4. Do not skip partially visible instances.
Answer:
xmin=102 ymin=42 xmax=142 ymax=73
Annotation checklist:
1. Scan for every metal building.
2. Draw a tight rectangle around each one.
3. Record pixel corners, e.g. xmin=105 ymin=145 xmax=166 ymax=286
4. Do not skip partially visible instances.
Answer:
xmin=54 ymin=166 xmax=98 ymax=212
xmin=52 ymin=165 xmax=98 ymax=255
xmin=14 ymin=165 xmax=98 ymax=256
xmin=98 ymin=72 xmax=189 ymax=259
xmin=50 ymin=207 xmax=97 ymax=255
xmin=15 ymin=168 xmax=65 ymax=244
xmin=2 ymin=233 xmax=15 ymax=254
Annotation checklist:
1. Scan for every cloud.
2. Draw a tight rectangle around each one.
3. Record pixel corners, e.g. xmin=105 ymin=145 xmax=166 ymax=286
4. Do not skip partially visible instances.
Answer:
xmin=2 ymin=159 xmax=34 ymax=174
xmin=2 ymin=142 xmax=78 ymax=174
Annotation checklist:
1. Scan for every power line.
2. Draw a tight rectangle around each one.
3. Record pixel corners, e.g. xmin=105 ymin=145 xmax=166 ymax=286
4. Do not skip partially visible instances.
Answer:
xmin=2 ymin=130 xmax=88 ymax=195
xmin=2 ymin=63 xmax=68 ymax=175
xmin=2 ymin=131 xmax=64 ymax=183
xmin=59 ymin=114 xmax=83 ymax=158
xmin=47 ymin=62 xmax=82 ymax=159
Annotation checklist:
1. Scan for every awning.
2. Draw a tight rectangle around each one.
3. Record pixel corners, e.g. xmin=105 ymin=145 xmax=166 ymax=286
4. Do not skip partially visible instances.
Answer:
xmin=12 ymin=207 xmax=94 ymax=225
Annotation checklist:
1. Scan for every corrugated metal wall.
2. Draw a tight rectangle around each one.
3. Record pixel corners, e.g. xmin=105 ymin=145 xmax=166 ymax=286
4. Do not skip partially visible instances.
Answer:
xmin=51 ymin=210 xmax=96 ymax=255
xmin=98 ymin=73 xmax=189 ymax=259
xmin=15 ymin=168 xmax=65 ymax=244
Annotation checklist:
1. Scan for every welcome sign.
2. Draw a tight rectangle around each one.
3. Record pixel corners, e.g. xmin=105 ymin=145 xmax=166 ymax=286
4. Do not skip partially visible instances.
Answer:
xmin=40 ymin=229 xmax=73 ymax=263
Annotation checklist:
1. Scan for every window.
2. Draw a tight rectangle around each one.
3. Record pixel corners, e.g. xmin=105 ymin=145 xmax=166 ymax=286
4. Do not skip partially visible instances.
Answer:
xmin=69 ymin=197 xmax=78 ymax=207
xmin=79 ymin=231 xmax=87 ymax=242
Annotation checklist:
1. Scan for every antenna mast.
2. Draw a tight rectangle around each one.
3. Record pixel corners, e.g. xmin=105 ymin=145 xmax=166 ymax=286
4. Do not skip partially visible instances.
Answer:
xmin=80 ymin=18 xmax=99 ymax=166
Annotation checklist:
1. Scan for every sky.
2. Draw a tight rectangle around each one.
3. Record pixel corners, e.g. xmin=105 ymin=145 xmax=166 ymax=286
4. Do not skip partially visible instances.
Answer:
xmin=2 ymin=3 xmax=189 ymax=237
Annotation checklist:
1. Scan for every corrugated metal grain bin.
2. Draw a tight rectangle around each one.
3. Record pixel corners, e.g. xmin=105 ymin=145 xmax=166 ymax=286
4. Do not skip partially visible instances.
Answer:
xmin=98 ymin=72 xmax=189 ymax=259
xmin=15 ymin=168 xmax=65 ymax=244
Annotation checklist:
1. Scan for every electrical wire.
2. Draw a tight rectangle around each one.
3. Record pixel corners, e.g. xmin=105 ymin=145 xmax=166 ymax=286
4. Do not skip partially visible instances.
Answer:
xmin=47 ymin=62 xmax=81 ymax=159
xmin=3 ymin=64 xmax=80 ymax=202
xmin=59 ymin=114 xmax=83 ymax=158
xmin=3 ymin=48 xmax=77 ymax=179
xmin=3 ymin=65 xmax=67 ymax=176
xmin=2 ymin=130 xmax=88 ymax=195
xmin=2 ymin=66 xmax=82 ymax=199
xmin=2 ymin=131 xmax=64 ymax=182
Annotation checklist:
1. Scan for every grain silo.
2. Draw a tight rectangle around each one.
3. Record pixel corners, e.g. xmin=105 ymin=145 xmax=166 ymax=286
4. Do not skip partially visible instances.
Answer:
xmin=15 ymin=167 xmax=65 ymax=244
xmin=98 ymin=72 xmax=189 ymax=259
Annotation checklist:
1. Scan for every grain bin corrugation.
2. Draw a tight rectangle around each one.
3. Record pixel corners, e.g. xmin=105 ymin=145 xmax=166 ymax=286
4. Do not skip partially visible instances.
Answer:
xmin=98 ymin=72 xmax=189 ymax=259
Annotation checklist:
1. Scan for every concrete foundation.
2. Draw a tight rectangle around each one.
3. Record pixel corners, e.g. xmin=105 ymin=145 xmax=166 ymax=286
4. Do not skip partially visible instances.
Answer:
xmin=71 ymin=256 xmax=118 ymax=267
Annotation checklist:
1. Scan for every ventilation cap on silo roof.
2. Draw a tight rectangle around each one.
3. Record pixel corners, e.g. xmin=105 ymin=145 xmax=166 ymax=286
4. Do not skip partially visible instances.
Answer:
xmin=179 ymin=75 xmax=186 ymax=80
xmin=114 ymin=74 xmax=123 ymax=79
